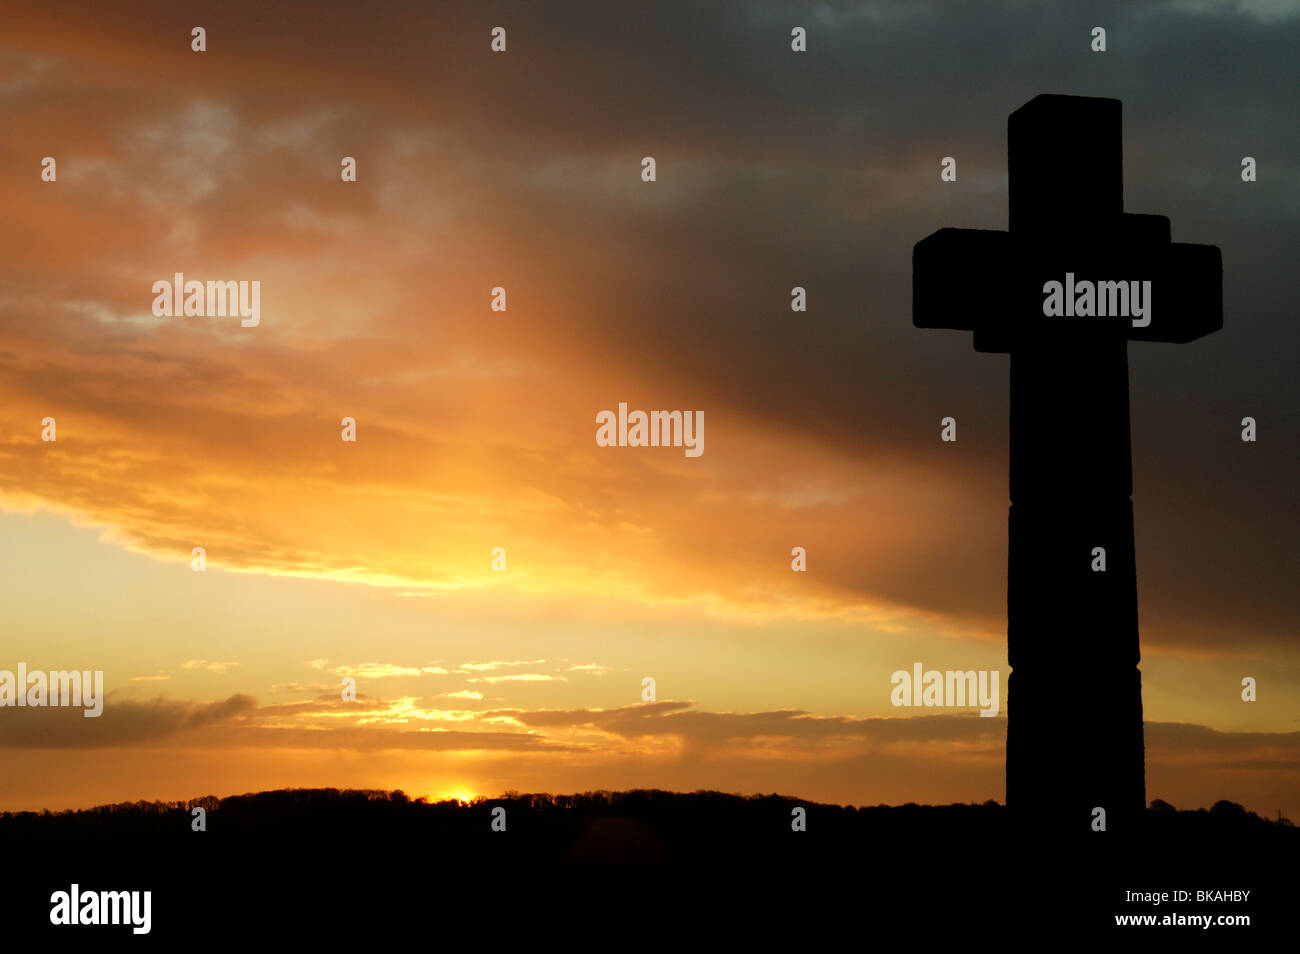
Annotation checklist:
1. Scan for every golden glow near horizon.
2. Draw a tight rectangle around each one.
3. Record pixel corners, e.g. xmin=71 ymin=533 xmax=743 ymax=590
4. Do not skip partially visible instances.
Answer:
xmin=437 ymin=790 xmax=481 ymax=805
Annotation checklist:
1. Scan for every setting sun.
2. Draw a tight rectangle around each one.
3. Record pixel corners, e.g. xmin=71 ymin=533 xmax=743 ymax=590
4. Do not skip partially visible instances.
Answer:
xmin=437 ymin=789 xmax=480 ymax=805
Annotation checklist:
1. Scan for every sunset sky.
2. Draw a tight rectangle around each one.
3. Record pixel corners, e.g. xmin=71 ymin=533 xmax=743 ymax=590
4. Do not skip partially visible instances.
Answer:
xmin=1 ymin=0 xmax=1296 ymax=816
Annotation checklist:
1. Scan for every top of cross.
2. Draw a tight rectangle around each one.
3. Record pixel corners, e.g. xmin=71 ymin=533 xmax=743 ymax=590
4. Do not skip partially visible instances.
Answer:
xmin=1010 ymin=94 xmax=1123 ymax=236
xmin=913 ymin=94 xmax=1222 ymax=353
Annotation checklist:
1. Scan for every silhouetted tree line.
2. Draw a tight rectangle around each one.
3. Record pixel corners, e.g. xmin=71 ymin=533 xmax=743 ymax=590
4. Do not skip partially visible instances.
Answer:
xmin=2 ymin=787 xmax=1291 ymax=850
xmin=5 ymin=784 xmax=1294 ymax=939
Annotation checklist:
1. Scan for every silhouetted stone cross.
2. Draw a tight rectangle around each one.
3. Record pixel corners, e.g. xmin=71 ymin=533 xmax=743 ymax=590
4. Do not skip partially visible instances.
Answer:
xmin=912 ymin=94 xmax=1222 ymax=831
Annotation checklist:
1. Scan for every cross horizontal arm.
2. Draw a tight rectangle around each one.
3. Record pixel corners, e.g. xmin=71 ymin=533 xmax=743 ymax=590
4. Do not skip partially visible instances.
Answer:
xmin=913 ymin=220 xmax=1222 ymax=351
xmin=1127 ymin=242 xmax=1222 ymax=343
xmin=912 ymin=226 xmax=1009 ymax=331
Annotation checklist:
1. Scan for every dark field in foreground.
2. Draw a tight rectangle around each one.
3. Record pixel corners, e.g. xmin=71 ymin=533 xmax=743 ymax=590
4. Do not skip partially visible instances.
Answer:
xmin=3 ymin=789 xmax=1291 ymax=937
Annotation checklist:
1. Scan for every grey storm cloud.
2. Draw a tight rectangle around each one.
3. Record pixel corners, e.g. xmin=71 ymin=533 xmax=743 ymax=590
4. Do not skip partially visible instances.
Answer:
xmin=0 ymin=693 xmax=258 ymax=748
xmin=406 ymin=0 xmax=1299 ymax=647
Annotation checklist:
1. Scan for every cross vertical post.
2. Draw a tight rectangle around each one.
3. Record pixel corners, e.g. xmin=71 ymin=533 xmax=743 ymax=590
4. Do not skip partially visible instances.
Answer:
xmin=912 ymin=94 xmax=1222 ymax=832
